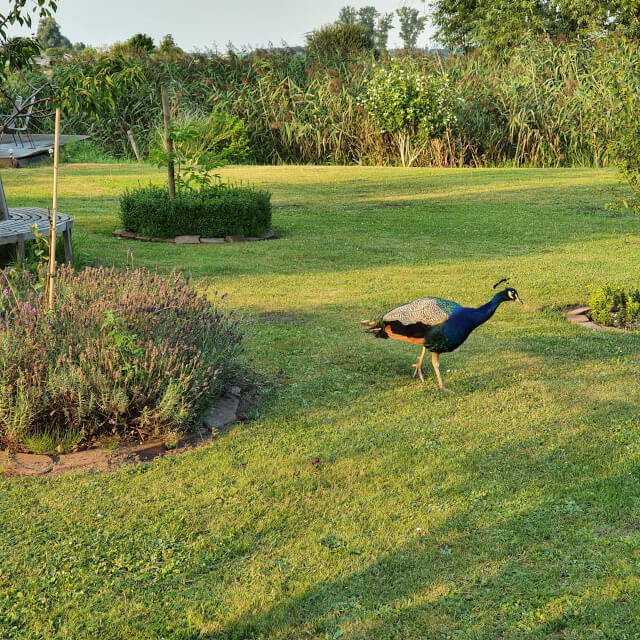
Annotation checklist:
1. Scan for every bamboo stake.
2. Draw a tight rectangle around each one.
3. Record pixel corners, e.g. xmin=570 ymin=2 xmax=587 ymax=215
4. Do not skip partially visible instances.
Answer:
xmin=48 ymin=107 xmax=60 ymax=311
xmin=160 ymin=86 xmax=176 ymax=199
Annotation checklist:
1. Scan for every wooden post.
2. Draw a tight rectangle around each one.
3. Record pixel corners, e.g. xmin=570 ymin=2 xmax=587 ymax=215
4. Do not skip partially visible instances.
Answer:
xmin=48 ymin=107 xmax=60 ymax=311
xmin=127 ymin=129 xmax=142 ymax=163
xmin=160 ymin=86 xmax=175 ymax=200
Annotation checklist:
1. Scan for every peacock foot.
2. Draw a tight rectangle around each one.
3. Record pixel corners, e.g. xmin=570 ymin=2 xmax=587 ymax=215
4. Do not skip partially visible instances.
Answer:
xmin=438 ymin=385 xmax=454 ymax=394
xmin=411 ymin=363 xmax=425 ymax=383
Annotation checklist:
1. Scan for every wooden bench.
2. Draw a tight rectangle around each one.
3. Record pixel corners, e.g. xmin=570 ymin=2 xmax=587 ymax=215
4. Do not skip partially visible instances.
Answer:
xmin=0 ymin=174 xmax=73 ymax=263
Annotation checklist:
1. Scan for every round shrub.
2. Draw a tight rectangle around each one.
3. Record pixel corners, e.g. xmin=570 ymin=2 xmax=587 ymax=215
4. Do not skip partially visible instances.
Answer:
xmin=119 ymin=184 xmax=272 ymax=239
xmin=0 ymin=266 xmax=243 ymax=451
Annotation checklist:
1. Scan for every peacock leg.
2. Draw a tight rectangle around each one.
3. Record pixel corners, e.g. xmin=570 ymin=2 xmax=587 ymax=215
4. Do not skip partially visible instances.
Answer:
xmin=431 ymin=352 xmax=453 ymax=393
xmin=412 ymin=346 xmax=426 ymax=383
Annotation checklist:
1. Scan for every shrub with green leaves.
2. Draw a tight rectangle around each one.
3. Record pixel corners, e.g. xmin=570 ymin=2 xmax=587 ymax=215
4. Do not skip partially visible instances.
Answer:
xmin=360 ymin=59 xmax=453 ymax=166
xmin=0 ymin=266 xmax=243 ymax=452
xmin=149 ymin=111 xmax=251 ymax=193
xmin=589 ymin=284 xmax=640 ymax=329
xmin=120 ymin=184 xmax=271 ymax=238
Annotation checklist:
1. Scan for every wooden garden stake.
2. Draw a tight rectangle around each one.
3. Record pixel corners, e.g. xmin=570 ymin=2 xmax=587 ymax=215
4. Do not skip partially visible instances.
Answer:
xmin=127 ymin=129 xmax=142 ymax=162
xmin=160 ymin=86 xmax=175 ymax=200
xmin=48 ymin=107 xmax=60 ymax=311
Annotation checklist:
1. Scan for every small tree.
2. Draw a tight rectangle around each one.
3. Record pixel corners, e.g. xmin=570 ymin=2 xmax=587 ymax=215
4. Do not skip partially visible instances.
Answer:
xmin=396 ymin=6 xmax=427 ymax=51
xmin=360 ymin=60 xmax=453 ymax=167
xmin=126 ymin=33 xmax=154 ymax=53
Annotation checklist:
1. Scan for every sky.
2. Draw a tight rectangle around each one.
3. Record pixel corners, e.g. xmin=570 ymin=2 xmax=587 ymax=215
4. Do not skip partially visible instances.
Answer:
xmin=8 ymin=0 xmax=435 ymax=52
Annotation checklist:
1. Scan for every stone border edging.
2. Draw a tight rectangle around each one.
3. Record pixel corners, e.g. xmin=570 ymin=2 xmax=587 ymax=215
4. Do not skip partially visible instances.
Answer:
xmin=0 ymin=386 xmax=245 ymax=477
xmin=113 ymin=229 xmax=278 ymax=244
xmin=566 ymin=306 xmax=628 ymax=333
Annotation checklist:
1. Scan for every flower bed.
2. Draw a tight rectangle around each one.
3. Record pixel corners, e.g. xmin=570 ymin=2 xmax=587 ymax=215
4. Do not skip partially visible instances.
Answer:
xmin=0 ymin=266 xmax=243 ymax=453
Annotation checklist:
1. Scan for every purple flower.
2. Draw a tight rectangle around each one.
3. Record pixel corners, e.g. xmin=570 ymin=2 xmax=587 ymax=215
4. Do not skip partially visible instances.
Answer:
xmin=2 ymin=289 xmax=8 ymax=299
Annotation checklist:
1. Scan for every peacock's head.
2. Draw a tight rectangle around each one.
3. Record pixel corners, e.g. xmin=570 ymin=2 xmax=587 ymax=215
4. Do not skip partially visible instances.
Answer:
xmin=492 ymin=278 xmax=523 ymax=304
xmin=500 ymin=287 xmax=523 ymax=304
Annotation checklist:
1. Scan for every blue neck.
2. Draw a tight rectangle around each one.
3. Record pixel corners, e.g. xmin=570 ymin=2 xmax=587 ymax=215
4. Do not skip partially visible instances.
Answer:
xmin=470 ymin=293 xmax=503 ymax=327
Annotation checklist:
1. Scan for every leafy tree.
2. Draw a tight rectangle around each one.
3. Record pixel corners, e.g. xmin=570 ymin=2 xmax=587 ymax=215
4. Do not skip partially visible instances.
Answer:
xmin=36 ymin=16 xmax=71 ymax=50
xmin=375 ymin=12 xmax=394 ymax=50
xmin=360 ymin=59 xmax=453 ymax=166
xmin=0 ymin=0 xmax=57 ymax=78
xmin=429 ymin=0 xmax=640 ymax=50
xmin=338 ymin=5 xmax=357 ymax=24
xmin=126 ymin=33 xmax=154 ymax=53
xmin=338 ymin=5 xmax=394 ymax=51
xmin=357 ymin=6 xmax=377 ymax=42
xmin=396 ymin=6 xmax=427 ymax=50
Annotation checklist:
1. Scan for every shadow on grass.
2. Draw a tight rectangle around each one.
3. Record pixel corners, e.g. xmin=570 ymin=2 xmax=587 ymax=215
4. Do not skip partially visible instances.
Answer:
xmin=213 ymin=397 xmax=640 ymax=639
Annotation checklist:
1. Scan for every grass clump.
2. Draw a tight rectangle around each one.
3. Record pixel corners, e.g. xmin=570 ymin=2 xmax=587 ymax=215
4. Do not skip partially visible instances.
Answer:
xmin=589 ymin=283 xmax=640 ymax=329
xmin=0 ymin=265 xmax=243 ymax=451
xmin=119 ymin=184 xmax=272 ymax=238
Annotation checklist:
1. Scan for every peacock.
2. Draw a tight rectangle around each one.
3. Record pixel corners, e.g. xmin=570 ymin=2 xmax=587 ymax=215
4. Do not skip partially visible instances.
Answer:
xmin=362 ymin=280 xmax=523 ymax=392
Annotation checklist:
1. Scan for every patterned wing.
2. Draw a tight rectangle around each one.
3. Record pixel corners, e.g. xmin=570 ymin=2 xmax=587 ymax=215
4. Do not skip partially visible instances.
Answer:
xmin=383 ymin=297 xmax=459 ymax=327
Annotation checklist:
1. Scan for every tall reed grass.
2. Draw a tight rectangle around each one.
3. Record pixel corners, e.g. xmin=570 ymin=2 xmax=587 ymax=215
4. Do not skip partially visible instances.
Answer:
xmin=19 ymin=36 xmax=638 ymax=168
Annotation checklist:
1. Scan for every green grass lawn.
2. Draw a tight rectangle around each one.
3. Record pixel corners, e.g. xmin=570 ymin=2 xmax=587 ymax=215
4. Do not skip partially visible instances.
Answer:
xmin=2 ymin=163 xmax=640 ymax=639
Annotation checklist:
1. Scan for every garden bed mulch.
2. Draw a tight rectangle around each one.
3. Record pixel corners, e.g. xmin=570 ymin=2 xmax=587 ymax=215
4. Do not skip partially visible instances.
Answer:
xmin=0 ymin=383 xmax=259 ymax=477
xmin=566 ymin=306 xmax=628 ymax=332
xmin=113 ymin=229 xmax=278 ymax=244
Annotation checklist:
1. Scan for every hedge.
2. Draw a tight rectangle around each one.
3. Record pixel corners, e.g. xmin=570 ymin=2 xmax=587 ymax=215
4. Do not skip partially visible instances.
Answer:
xmin=120 ymin=184 xmax=272 ymax=238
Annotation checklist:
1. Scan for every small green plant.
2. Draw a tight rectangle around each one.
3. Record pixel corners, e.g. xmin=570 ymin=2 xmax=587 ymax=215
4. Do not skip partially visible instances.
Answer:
xmin=149 ymin=111 xmax=250 ymax=193
xmin=101 ymin=310 xmax=144 ymax=375
xmin=589 ymin=284 xmax=640 ymax=329
xmin=360 ymin=59 xmax=453 ymax=167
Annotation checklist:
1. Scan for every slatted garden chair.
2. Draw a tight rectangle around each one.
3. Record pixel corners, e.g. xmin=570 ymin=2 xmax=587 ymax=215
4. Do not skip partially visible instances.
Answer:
xmin=0 ymin=173 xmax=73 ymax=263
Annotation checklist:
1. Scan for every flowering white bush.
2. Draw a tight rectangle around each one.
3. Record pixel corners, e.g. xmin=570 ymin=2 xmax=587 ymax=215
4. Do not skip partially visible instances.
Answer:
xmin=360 ymin=60 xmax=454 ymax=167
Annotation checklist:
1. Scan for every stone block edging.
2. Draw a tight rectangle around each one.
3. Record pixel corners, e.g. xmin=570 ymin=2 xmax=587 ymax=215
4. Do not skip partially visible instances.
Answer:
xmin=113 ymin=230 xmax=278 ymax=244
xmin=566 ymin=306 xmax=628 ymax=333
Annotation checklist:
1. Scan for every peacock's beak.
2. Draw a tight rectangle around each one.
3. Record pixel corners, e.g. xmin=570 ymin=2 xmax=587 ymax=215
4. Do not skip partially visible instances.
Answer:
xmin=515 ymin=294 xmax=523 ymax=304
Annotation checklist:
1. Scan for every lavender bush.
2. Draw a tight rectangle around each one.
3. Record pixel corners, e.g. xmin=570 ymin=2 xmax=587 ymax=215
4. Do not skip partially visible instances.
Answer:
xmin=0 ymin=265 xmax=243 ymax=451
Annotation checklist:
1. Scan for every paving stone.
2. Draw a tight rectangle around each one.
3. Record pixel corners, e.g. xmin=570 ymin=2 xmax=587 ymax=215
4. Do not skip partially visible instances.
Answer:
xmin=567 ymin=314 xmax=589 ymax=324
xmin=119 ymin=230 xmax=136 ymax=239
xmin=224 ymin=235 xmax=246 ymax=243
xmin=128 ymin=440 xmax=166 ymax=460
xmin=201 ymin=237 xmax=225 ymax=244
xmin=1 ymin=452 xmax=53 ymax=476
xmin=567 ymin=306 xmax=591 ymax=317
xmin=175 ymin=235 xmax=201 ymax=244
xmin=202 ymin=393 xmax=239 ymax=433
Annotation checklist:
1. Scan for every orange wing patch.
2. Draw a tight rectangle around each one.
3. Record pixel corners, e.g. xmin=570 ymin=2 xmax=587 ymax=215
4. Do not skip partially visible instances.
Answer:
xmin=384 ymin=325 xmax=426 ymax=345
